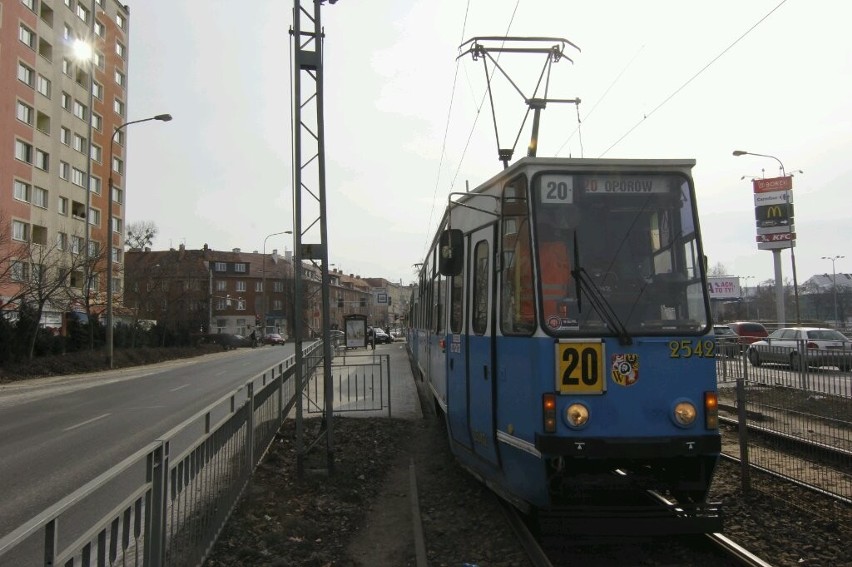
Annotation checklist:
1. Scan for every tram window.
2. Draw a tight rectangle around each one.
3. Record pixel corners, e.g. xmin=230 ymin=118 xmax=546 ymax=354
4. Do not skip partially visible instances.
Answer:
xmin=450 ymin=274 xmax=463 ymax=333
xmin=472 ymin=240 xmax=489 ymax=335
xmin=433 ymin=273 xmax=443 ymax=335
xmin=501 ymin=178 xmax=535 ymax=336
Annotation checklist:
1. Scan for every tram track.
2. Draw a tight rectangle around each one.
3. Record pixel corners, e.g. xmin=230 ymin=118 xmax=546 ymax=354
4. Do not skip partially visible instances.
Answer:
xmin=489 ymin=488 xmax=774 ymax=567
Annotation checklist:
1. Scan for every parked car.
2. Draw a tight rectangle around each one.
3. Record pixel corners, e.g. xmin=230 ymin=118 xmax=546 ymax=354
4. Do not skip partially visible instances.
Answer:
xmin=713 ymin=324 xmax=740 ymax=357
xmin=747 ymin=327 xmax=852 ymax=371
xmin=727 ymin=321 xmax=769 ymax=347
xmin=207 ymin=333 xmax=253 ymax=350
xmin=262 ymin=333 xmax=286 ymax=345
xmin=372 ymin=327 xmax=393 ymax=344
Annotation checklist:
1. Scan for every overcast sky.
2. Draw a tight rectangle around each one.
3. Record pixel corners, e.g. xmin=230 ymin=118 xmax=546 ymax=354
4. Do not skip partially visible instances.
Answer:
xmin=125 ymin=0 xmax=851 ymax=287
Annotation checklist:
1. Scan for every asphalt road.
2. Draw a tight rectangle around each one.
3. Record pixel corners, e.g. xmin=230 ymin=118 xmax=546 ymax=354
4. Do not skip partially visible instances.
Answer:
xmin=0 ymin=344 xmax=298 ymax=539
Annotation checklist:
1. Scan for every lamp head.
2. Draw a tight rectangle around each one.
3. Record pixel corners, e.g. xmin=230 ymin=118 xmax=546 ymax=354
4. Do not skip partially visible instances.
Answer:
xmin=732 ymin=150 xmax=748 ymax=156
xmin=154 ymin=114 xmax=173 ymax=122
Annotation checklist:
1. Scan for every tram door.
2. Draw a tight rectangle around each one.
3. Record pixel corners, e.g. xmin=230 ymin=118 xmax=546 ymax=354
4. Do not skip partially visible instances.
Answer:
xmin=466 ymin=226 xmax=499 ymax=466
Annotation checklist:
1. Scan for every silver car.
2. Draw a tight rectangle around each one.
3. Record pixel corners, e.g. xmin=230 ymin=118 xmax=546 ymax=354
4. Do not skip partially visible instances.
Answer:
xmin=747 ymin=327 xmax=852 ymax=371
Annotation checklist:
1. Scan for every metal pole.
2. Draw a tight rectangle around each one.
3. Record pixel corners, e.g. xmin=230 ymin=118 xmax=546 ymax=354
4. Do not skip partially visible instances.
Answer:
xmin=106 ymin=115 xmax=172 ymax=368
xmin=262 ymin=231 xmax=292 ymax=337
xmin=772 ymin=250 xmax=785 ymax=327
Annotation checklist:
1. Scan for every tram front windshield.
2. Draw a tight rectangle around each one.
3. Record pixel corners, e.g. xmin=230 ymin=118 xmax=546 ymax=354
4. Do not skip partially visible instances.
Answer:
xmin=529 ymin=172 xmax=709 ymax=336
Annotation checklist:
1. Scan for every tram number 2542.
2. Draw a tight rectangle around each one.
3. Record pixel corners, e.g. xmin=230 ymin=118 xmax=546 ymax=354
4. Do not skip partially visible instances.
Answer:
xmin=556 ymin=343 xmax=604 ymax=394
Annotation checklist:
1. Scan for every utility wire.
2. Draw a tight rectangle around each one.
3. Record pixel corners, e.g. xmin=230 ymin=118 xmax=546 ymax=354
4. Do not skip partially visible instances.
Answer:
xmin=599 ymin=0 xmax=789 ymax=157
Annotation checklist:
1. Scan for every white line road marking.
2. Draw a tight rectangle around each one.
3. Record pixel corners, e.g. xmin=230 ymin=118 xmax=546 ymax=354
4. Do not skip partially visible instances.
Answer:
xmin=63 ymin=413 xmax=111 ymax=432
xmin=170 ymin=384 xmax=191 ymax=392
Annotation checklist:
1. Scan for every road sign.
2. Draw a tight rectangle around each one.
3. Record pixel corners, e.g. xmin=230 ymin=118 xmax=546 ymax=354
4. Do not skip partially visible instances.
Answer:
xmin=756 ymin=224 xmax=795 ymax=235
xmin=753 ymin=176 xmax=793 ymax=193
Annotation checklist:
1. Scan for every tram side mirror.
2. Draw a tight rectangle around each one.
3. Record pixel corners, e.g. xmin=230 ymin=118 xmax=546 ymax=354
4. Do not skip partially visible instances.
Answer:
xmin=439 ymin=229 xmax=464 ymax=276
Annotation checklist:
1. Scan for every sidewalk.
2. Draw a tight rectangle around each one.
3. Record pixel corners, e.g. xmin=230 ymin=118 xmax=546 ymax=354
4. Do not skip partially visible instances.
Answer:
xmin=328 ymin=340 xmax=423 ymax=420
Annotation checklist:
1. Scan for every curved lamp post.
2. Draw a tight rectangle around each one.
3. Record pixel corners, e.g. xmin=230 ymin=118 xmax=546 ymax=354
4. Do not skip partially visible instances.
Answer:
xmin=822 ymin=255 xmax=845 ymax=327
xmin=262 ymin=230 xmax=292 ymax=336
xmin=733 ymin=149 xmax=800 ymax=325
xmin=107 ymin=114 xmax=172 ymax=368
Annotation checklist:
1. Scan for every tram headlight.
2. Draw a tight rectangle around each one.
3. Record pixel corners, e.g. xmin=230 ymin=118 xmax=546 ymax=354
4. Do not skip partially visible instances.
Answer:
xmin=672 ymin=401 xmax=697 ymax=427
xmin=564 ymin=403 xmax=589 ymax=429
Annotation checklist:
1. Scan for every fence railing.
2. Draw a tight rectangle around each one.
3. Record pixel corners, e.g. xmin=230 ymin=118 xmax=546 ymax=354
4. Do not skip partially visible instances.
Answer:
xmin=0 ymin=341 xmax=325 ymax=567
xmin=715 ymin=340 xmax=852 ymax=505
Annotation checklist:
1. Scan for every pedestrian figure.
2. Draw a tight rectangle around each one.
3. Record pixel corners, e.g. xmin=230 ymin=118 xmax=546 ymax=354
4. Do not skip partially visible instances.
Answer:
xmin=367 ymin=326 xmax=375 ymax=350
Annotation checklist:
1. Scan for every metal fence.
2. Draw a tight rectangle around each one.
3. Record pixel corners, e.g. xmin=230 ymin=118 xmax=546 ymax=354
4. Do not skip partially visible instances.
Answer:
xmin=0 ymin=341 xmax=324 ymax=567
xmin=305 ymin=352 xmax=391 ymax=417
xmin=715 ymin=339 xmax=852 ymax=504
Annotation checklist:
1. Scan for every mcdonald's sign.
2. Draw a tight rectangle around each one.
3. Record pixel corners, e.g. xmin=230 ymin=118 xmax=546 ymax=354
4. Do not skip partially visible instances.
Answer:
xmin=755 ymin=203 xmax=793 ymax=227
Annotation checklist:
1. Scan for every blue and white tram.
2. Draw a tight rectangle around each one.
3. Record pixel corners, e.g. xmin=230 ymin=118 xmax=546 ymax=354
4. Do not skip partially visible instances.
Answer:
xmin=408 ymin=157 xmax=720 ymax=513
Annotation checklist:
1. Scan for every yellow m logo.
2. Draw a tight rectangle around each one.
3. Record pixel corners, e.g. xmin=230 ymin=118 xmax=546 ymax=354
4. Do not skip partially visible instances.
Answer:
xmin=766 ymin=205 xmax=783 ymax=219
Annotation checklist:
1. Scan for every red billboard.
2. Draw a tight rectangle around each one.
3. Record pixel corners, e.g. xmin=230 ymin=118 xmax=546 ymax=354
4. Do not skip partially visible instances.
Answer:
xmin=752 ymin=176 xmax=793 ymax=193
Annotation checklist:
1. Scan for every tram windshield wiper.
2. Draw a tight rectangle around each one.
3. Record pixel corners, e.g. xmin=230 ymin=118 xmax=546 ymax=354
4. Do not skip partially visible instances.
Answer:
xmin=571 ymin=234 xmax=632 ymax=345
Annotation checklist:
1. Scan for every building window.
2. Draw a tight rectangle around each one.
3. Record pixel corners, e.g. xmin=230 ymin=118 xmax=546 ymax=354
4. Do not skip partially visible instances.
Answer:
xmin=12 ymin=261 xmax=30 ymax=282
xmin=236 ymin=281 xmax=246 ymax=292
xmin=75 ymin=3 xmax=89 ymax=22
xmin=216 ymin=281 xmax=227 ymax=292
xmin=92 ymin=81 xmax=103 ymax=100
xmin=274 ymin=281 xmax=284 ymax=292
xmin=90 ymin=176 xmax=101 ymax=194
xmin=61 ymin=92 xmax=71 ymax=110
xmin=112 ymin=187 xmax=123 ymax=204
xmin=62 ymin=58 xmax=72 ymax=76
xmin=36 ymin=111 xmax=50 ymax=133
xmin=216 ymin=299 xmax=227 ymax=311
xmin=234 ymin=263 xmax=247 ymax=273
xmin=116 ymin=13 xmax=126 ymax=29
xmin=115 ymin=70 xmax=125 ymax=87
xmin=19 ymin=25 xmax=36 ymax=49
xmin=18 ymin=63 xmax=35 ymax=87
xmin=92 ymin=113 xmax=102 ymax=131
xmin=113 ymin=98 xmax=125 ymax=116
xmin=35 ymin=149 xmax=49 ymax=171
xmin=71 ymin=167 xmax=85 ymax=187
xmin=273 ymin=300 xmax=283 ymax=310
xmin=94 ymin=21 xmax=105 ymax=37
xmin=12 ymin=220 xmax=30 ymax=242
xmin=112 ymin=156 xmax=124 ymax=175
xmin=71 ymin=200 xmax=85 ymax=219
xmin=33 ymin=187 xmax=48 ymax=208
xmin=215 ymin=262 xmax=227 ymax=272
xmin=59 ymin=196 xmax=69 ymax=215
xmin=236 ymin=300 xmax=246 ymax=311
xmin=87 ymin=240 xmax=98 ymax=256
xmin=73 ymin=99 xmax=87 ymax=120
xmin=112 ymin=247 xmax=122 ymax=262
xmin=16 ymin=101 xmax=34 ymax=125
xmin=23 ymin=0 xmax=37 ymax=12
xmin=71 ymin=235 xmax=83 ymax=254
xmin=14 ymin=180 xmax=31 ymax=202
xmin=15 ymin=140 xmax=33 ymax=164
xmin=59 ymin=161 xmax=70 ymax=180
xmin=112 ymin=217 xmax=122 ymax=233
xmin=57 ymin=232 xmax=68 ymax=250
xmin=60 ymin=127 xmax=70 ymax=145
xmin=73 ymin=133 xmax=86 ymax=153
xmin=88 ymin=208 xmax=100 ymax=226
xmin=37 ymin=75 xmax=51 ymax=97
xmin=95 ymin=51 xmax=105 ymax=69
xmin=255 ymin=281 xmax=263 ymax=292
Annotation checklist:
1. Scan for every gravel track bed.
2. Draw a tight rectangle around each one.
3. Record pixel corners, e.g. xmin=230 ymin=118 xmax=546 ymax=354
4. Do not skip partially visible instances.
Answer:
xmin=205 ymin=412 xmax=851 ymax=567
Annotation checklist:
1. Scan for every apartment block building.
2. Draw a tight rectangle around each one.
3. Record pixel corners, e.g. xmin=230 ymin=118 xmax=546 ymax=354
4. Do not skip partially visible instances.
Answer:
xmin=1 ymin=0 xmax=130 ymax=325
xmin=124 ymin=247 xmax=409 ymax=339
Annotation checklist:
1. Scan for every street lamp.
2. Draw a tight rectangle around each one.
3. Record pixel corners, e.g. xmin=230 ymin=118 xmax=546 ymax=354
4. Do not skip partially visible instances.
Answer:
xmin=261 ymin=230 xmax=293 ymax=337
xmin=106 ymin=114 xmax=172 ymax=368
xmin=733 ymin=149 xmax=800 ymax=325
xmin=822 ymin=255 xmax=845 ymax=327
xmin=741 ymin=275 xmax=755 ymax=319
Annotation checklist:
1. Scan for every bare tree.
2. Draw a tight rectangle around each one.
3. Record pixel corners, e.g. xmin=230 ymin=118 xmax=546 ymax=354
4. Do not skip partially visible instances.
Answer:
xmin=0 ymin=210 xmax=32 ymax=312
xmin=13 ymin=239 xmax=91 ymax=358
xmin=125 ymin=220 xmax=159 ymax=251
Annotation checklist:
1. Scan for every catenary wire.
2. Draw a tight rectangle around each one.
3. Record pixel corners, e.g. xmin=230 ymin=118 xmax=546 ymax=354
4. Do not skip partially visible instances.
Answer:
xmin=599 ymin=0 xmax=790 ymax=157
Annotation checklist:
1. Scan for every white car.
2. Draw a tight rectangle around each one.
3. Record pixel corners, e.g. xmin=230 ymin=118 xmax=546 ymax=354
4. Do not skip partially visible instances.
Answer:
xmin=747 ymin=327 xmax=852 ymax=371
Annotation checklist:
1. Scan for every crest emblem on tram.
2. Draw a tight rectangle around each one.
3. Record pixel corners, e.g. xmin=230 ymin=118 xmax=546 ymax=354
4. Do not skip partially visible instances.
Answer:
xmin=611 ymin=353 xmax=639 ymax=386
